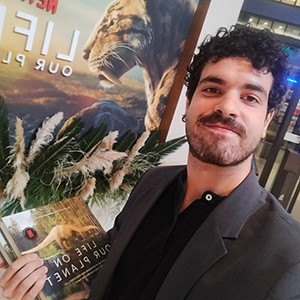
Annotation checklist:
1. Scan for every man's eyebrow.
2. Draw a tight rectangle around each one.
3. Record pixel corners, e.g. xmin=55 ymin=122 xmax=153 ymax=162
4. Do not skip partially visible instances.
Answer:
xmin=244 ymin=83 xmax=268 ymax=96
xmin=198 ymin=76 xmax=224 ymax=85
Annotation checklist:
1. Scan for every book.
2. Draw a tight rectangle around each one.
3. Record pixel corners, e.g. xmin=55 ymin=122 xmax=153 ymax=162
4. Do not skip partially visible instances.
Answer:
xmin=0 ymin=196 xmax=110 ymax=300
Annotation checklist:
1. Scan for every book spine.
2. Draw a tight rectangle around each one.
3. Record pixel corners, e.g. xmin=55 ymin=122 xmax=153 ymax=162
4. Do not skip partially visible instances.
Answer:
xmin=0 ymin=236 xmax=11 ymax=267
xmin=0 ymin=244 xmax=12 ymax=265
xmin=0 ymin=218 xmax=21 ymax=258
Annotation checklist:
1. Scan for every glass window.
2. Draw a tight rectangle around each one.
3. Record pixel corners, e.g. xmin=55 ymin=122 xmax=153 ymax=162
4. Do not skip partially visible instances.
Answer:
xmin=272 ymin=0 xmax=300 ymax=5
xmin=285 ymin=24 xmax=300 ymax=39
xmin=238 ymin=12 xmax=259 ymax=26
xmin=237 ymin=12 xmax=300 ymax=41
xmin=281 ymin=0 xmax=296 ymax=5
xmin=248 ymin=15 xmax=259 ymax=26
xmin=272 ymin=21 xmax=287 ymax=35
xmin=257 ymin=17 xmax=272 ymax=30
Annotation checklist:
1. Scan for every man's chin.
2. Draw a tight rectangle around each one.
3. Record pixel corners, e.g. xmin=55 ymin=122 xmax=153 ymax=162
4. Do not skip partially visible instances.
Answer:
xmin=189 ymin=146 xmax=251 ymax=167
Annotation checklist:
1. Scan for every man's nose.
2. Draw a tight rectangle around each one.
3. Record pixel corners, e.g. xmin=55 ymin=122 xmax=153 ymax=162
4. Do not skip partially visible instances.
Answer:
xmin=213 ymin=93 xmax=239 ymax=118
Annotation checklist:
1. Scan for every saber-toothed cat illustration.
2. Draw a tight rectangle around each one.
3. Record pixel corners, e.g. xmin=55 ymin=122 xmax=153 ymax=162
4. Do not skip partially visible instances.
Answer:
xmin=22 ymin=224 xmax=99 ymax=254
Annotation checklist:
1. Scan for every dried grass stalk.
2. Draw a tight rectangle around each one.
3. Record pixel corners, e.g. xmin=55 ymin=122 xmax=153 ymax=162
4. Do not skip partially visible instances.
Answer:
xmin=4 ymin=118 xmax=29 ymax=207
xmin=77 ymin=177 xmax=96 ymax=200
xmin=109 ymin=130 xmax=150 ymax=191
xmin=56 ymin=131 xmax=127 ymax=180
xmin=27 ymin=112 xmax=64 ymax=163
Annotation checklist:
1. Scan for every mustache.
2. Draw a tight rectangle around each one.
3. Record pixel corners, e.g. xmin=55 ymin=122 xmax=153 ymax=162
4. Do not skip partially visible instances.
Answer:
xmin=197 ymin=112 xmax=246 ymax=136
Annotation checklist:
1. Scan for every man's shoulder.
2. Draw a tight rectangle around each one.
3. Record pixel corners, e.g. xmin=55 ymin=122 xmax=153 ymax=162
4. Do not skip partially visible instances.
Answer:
xmin=147 ymin=164 xmax=186 ymax=173
xmin=262 ymin=189 xmax=300 ymax=227
xmin=273 ymin=206 xmax=300 ymax=239
xmin=258 ymin=190 xmax=300 ymax=246
xmin=126 ymin=165 xmax=186 ymax=203
xmin=140 ymin=164 xmax=186 ymax=181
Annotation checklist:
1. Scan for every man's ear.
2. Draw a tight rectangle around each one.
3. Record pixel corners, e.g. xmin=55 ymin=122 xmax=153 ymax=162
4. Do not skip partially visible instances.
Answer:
xmin=262 ymin=109 xmax=275 ymax=139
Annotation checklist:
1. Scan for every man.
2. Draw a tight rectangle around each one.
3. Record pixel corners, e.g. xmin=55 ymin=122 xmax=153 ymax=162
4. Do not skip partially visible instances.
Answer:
xmin=1 ymin=25 xmax=300 ymax=300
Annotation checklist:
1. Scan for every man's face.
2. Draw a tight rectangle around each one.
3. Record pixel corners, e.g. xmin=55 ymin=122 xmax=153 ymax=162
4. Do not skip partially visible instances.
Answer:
xmin=185 ymin=57 xmax=274 ymax=167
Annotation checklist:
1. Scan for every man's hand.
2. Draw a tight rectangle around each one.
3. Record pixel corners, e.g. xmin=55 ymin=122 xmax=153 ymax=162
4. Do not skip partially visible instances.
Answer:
xmin=0 ymin=254 xmax=47 ymax=300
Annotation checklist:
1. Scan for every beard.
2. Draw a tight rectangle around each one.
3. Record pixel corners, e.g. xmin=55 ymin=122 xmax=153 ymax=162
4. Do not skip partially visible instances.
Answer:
xmin=185 ymin=111 xmax=261 ymax=167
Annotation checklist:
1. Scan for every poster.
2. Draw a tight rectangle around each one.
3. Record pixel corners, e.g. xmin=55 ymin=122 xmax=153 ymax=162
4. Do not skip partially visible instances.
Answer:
xmin=0 ymin=0 xmax=208 ymax=227
xmin=0 ymin=0 xmax=203 ymax=138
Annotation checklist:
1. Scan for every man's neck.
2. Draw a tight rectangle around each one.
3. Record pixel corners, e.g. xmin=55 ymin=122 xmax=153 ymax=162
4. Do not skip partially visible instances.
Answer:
xmin=180 ymin=153 xmax=252 ymax=212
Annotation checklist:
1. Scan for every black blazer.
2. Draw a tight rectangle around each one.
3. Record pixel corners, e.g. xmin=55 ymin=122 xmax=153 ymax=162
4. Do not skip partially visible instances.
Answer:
xmin=89 ymin=166 xmax=300 ymax=300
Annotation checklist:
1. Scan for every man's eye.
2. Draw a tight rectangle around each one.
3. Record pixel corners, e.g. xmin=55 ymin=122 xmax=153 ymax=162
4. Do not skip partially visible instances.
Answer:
xmin=244 ymin=95 xmax=259 ymax=103
xmin=203 ymin=87 xmax=220 ymax=94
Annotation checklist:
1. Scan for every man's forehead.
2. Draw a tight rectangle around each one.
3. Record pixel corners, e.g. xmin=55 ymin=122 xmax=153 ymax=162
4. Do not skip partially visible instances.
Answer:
xmin=199 ymin=57 xmax=273 ymax=90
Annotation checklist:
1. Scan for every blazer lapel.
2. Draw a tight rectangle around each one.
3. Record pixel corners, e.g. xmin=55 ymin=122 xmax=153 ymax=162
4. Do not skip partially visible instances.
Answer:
xmin=155 ymin=218 xmax=227 ymax=300
xmin=155 ymin=169 xmax=262 ymax=300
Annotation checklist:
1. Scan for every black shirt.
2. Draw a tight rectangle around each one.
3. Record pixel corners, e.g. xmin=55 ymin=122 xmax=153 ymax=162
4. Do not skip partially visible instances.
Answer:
xmin=107 ymin=171 xmax=223 ymax=300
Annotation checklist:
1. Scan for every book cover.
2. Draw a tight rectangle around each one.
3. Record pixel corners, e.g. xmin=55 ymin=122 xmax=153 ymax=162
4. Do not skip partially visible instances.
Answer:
xmin=0 ymin=196 xmax=110 ymax=300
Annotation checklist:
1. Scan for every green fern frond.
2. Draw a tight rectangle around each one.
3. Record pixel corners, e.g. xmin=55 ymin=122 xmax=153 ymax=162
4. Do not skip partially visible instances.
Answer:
xmin=24 ymin=175 xmax=79 ymax=209
xmin=139 ymin=130 xmax=160 ymax=152
xmin=114 ymin=131 xmax=137 ymax=152
xmin=56 ymin=117 xmax=84 ymax=140
xmin=142 ymin=135 xmax=187 ymax=158
xmin=1 ymin=199 xmax=23 ymax=217
xmin=78 ymin=123 xmax=108 ymax=154
xmin=28 ymin=136 xmax=79 ymax=180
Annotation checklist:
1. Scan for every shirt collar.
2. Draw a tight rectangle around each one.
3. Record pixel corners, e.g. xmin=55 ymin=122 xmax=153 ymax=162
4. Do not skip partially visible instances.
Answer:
xmin=177 ymin=170 xmax=224 ymax=207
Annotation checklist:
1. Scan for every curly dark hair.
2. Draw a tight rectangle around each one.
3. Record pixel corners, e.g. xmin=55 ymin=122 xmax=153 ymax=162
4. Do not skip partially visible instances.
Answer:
xmin=185 ymin=25 xmax=289 ymax=110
